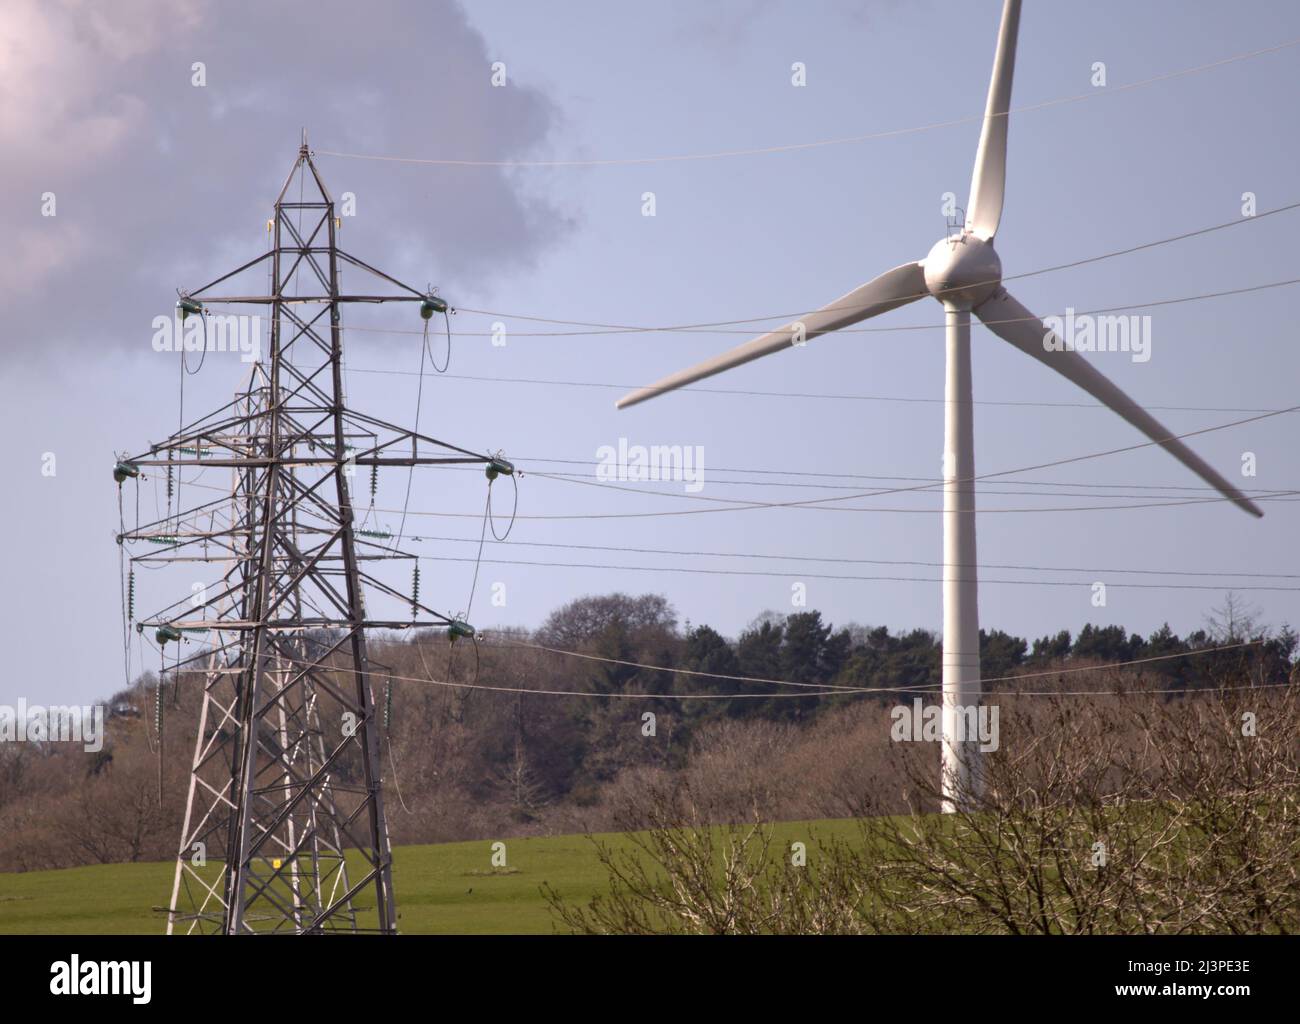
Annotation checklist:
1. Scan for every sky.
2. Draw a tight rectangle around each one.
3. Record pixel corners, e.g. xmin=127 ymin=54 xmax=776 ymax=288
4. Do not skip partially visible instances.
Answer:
xmin=2 ymin=0 xmax=1299 ymax=707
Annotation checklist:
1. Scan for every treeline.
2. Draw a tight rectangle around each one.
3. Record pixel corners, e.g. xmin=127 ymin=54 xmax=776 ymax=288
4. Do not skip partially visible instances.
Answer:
xmin=426 ymin=592 xmax=1296 ymax=813
xmin=562 ymin=592 xmax=1297 ymax=722
xmin=0 ymin=593 xmax=1294 ymax=872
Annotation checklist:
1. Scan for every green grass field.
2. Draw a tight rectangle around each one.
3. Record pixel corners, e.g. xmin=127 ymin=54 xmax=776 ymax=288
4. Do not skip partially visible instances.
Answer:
xmin=0 ymin=819 xmax=861 ymax=934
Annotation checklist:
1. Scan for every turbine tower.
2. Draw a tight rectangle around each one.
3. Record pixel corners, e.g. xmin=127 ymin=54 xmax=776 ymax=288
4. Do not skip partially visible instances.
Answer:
xmin=116 ymin=139 xmax=505 ymax=932
xmin=616 ymin=0 xmax=1262 ymax=810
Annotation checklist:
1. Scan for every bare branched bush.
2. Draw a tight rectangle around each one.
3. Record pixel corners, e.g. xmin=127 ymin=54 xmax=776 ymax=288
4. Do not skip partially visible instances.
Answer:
xmin=548 ymin=685 xmax=1300 ymax=934
xmin=543 ymin=779 xmax=883 ymax=934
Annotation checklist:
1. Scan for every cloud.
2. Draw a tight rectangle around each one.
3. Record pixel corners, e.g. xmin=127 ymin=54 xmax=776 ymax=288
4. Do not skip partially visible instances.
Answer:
xmin=0 ymin=0 xmax=570 ymax=361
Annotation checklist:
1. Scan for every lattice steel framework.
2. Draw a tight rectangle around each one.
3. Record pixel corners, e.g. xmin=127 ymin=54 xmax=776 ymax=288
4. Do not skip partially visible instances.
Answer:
xmin=117 ymin=142 xmax=495 ymax=933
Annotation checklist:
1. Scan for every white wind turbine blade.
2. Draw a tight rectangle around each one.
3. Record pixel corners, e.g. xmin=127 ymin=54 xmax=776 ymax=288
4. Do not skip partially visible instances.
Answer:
xmin=975 ymin=287 xmax=1263 ymax=517
xmin=965 ymin=0 xmax=1022 ymax=240
xmin=616 ymin=260 xmax=928 ymax=409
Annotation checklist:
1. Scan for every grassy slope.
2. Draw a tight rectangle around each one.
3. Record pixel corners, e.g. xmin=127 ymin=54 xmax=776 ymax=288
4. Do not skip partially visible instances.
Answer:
xmin=0 ymin=819 xmax=861 ymax=934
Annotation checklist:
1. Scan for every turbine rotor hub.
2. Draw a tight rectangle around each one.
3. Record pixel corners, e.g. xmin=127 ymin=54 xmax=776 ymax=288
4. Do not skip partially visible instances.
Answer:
xmin=923 ymin=233 xmax=1002 ymax=308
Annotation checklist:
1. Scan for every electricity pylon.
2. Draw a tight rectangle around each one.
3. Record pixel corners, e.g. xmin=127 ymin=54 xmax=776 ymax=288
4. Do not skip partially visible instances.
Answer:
xmin=116 ymin=140 xmax=504 ymax=934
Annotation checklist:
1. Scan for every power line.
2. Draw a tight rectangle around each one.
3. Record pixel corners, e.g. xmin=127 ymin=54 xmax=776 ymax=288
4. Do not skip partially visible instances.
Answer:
xmin=460 ymin=456 xmax=1289 ymax=494
xmin=523 ymin=469 xmax=1299 ymax=509
xmin=344 ymin=365 xmax=1287 ymax=416
xmin=155 ymin=632 xmax=1284 ymax=701
xmin=444 ymin=200 xmax=1300 ymax=332
xmin=146 ymin=474 xmax=1300 ymax=604
xmin=411 ymin=553 xmax=1300 ymax=593
xmin=327 ymin=272 xmax=1300 ymax=339
xmin=512 ymin=440 xmax=1300 ymax=516
xmin=401 ymin=533 xmax=1300 ymax=583
xmin=157 ymin=449 xmax=1291 ymax=499
xmin=508 ymin=471 xmax=1292 ymax=502
xmin=498 ymin=637 xmax=1278 ymax=695
xmin=173 ymin=473 xmax=1298 ymax=520
xmin=143 ymin=633 xmax=859 ymax=700
xmin=213 ymin=203 xmax=1300 ymax=359
xmin=166 ymin=396 xmax=1300 ymax=523
xmin=314 ymin=37 xmax=1300 ymax=168
xmin=125 ymin=543 xmax=1300 ymax=613
xmin=173 ymin=476 xmax=1299 ymax=522
xmin=456 ymin=462 xmax=1291 ymax=496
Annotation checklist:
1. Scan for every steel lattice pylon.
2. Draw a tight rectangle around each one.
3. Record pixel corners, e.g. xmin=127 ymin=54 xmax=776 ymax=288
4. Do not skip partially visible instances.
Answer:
xmin=117 ymin=141 xmax=501 ymax=934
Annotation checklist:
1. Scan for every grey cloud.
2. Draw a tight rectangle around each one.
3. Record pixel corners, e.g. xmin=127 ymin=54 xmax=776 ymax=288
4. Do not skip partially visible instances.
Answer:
xmin=0 ymin=0 xmax=570 ymax=362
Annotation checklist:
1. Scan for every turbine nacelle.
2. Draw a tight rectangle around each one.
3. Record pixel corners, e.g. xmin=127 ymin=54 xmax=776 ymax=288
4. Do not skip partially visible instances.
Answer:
xmin=923 ymin=233 xmax=1002 ymax=308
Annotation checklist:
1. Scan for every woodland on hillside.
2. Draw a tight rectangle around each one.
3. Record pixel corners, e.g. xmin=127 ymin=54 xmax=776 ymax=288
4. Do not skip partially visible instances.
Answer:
xmin=0 ymin=592 xmax=1294 ymax=874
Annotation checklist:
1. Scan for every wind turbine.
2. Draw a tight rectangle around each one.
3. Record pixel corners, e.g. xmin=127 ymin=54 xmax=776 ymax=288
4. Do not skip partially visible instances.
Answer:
xmin=616 ymin=0 xmax=1263 ymax=811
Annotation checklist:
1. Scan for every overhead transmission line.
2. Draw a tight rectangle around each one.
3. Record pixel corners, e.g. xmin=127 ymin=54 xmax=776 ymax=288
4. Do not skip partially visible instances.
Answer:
xmin=175 ymin=476 xmax=1300 ymax=524
xmin=474 ymin=456 xmax=1285 ymax=492
xmin=124 ymin=522 xmax=1300 ymax=598
xmin=456 ymin=464 xmax=1291 ymax=498
xmin=400 ymin=534 xmax=1300 ymax=583
xmin=199 ymin=197 xmax=1300 ymax=366
xmin=344 ymin=199 xmax=1300 ymax=336
xmin=130 ymin=474 xmax=1299 ymax=587
xmin=174 ymin=470 xmax=1300 ymax=521
xmin=411 ymin=552 xmax=1300 ymax=593
xmin=314 ymin=37 xmax=1300 ymax=168
xmin=161 ymin=636 xmax=1286 ymax=702
xmin=398 ymin=454 xmax=1291 ymax=499
xmin=520 ymin=468 xmax=1299 ymax=511
xmin=328 ymin=272 xmax=1300 ymax=340
xmin=162 ymin=385 xmax=1300 ymax=523
xmin=344 ymin=365 xmax=1288 ymax=416
xmin=566 ymin=397 xmax=1300 ymax=515
xmin=498 ymin=637 xmax=1277 ymax=694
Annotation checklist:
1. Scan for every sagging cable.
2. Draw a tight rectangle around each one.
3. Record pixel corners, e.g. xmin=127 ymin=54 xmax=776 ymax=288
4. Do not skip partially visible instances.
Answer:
xmin=420 ymin=290 xmax=452 ymax=373
xmin=485 ymin=454 xmax=519 ymax=542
